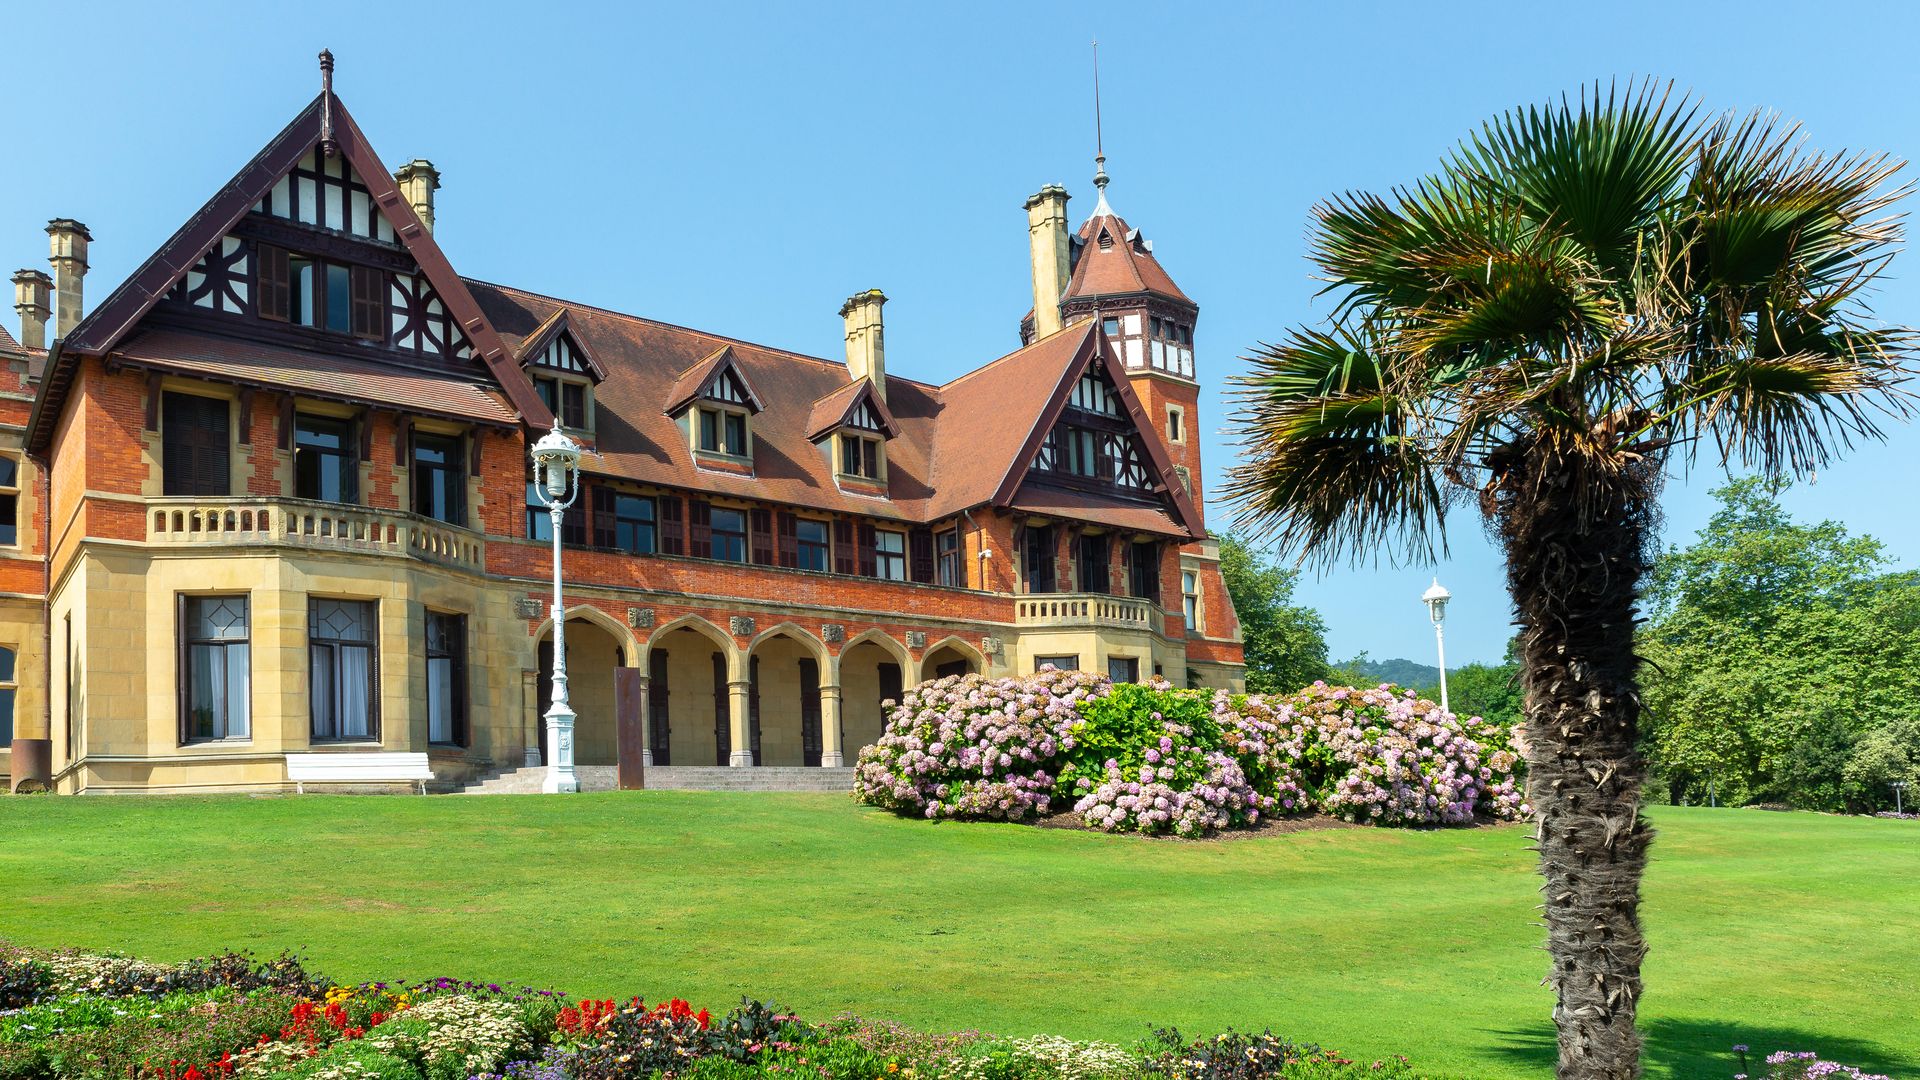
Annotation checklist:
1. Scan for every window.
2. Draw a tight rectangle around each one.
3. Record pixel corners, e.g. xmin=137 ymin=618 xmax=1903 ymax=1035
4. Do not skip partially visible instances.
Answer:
xmin=535 ymin=376 xmax=589 ymax=430
xmin=1108 ymin=656 xmax=1140 ymax=684
xmin=179 ymin=595 xmax=249 ymax=742
xmin=289 ymin=255 xmax=317 ymax=326
xmin=426 ymin=611 xmax=466 ymax=746
xmin=796 ymin=518 xmax=830 ymax=572
xmin=256 ymin=246 xmax=382 ymax=338
xmin=697 ymin=407 xmax=748 ymax=456
xmin=1102 ymin=316 xmax=1121 ymax=339
xmin=1023 ymin=525 xmax=1056 ymax=593
xmin=324 ymin=263 xmax=352 ymax=333
xmin=1035 ymin=654 xmax=1080 ymax=673
xmin=874 ymin=529 xmax=906 ymax=581
xmin=162 ymin=392 xmax=231 ymax=497
xmin=935 ymin=528 xmax=961 ymax=586
xmin=349 ymin=265 xmax=385 ymax=340
xmin=0 ymin=645 xmax=16 ymax=743
xmin=1130 ymin=541 xmax=1160 ymax=600
xmin=710 ymin=507 xmax=747 ymax=563
xmin=310 ymin=598 xmax=378 ymax=741
xmin=613 ymin=493 xmax=656 ymax=554
xmin=839 ymin=433 xmax=882 ymax=479
xmin=293 ymin=415 xmax=358 ymax=503
xmin=1167 ymin=406 xmax=1184 ymax=444
xmin=257 ymin=245 xmax=291 ymax=321
xmin=1078 ymin=533 xmax=1109 ymax=594
xmin=1183 ymin=570 xmax=1200 ymax=630
xmin=0 ymin=456 xmax=18 ymax=546
xmin=412 ymin=433 xmax=465 ymax=526
xmin=525 ymin=480 xmax=585 ymax=545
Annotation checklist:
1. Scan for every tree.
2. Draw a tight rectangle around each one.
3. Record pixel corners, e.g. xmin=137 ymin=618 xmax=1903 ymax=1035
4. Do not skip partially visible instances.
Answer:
xmin=1421 ymin=644 xmax=1523 ymax=728
xmin=1215 ymin=534 xmax=1330 ymax=694
xmin=1641 ymin=480 xmax=1920 ymax=811
xmin=1225 ymin=82 xmax=1914 ymax=1078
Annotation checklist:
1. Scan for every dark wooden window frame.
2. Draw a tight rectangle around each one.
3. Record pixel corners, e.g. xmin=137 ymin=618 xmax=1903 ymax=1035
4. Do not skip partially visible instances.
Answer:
xmin=308 ymin=597 xmax=381 ymax=743
xmin=177 ymin=594 xmax=251 ymax=744
xmin=425 ymin=610 xmax=468 ymax=747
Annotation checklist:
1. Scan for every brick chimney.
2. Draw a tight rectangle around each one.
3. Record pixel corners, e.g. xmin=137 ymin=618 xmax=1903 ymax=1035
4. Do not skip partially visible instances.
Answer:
xmin=45 ymin=219 xmax=90 ymax=340
xmin=1025 ymin=185 xmax=1070 ymax=340
xmin=840 ymin=289 xmax=888 ymax=401
xmin=11 ymin=269 xmax=51 ymax=351
xmin=394 ymin=160 xmax=441 ymax=233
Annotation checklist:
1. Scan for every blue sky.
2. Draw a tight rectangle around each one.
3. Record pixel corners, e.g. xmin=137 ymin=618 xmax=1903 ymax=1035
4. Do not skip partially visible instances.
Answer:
xmin=6 ymin=0 xmax=1919 ymax=668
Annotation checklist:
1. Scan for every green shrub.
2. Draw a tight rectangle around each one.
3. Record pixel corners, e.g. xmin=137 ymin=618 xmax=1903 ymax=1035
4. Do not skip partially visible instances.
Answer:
xmin=288 ymin=1040 xmax=423 ymax=1080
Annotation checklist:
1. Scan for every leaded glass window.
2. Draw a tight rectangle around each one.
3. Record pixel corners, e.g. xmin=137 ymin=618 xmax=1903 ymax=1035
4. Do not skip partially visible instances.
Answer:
xmin=310 ymin=598 xmax=378 ymax=741
xmin=180 ymin=595 xmax=250 ymax=742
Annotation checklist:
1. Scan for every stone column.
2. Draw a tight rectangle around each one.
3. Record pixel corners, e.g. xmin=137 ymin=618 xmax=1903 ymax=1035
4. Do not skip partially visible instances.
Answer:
xmin=637 ymin=675 xmax=654 ymax=767
xmin=819 ymin=684 xmax=845 ymax=767
xmin=727 ymin=678 xmax=754 ymax=767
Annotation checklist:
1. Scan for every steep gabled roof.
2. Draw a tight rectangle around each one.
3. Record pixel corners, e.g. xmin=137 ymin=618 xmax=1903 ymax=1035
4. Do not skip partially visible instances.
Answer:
xmin=1061 ymin=208 xmax=1194 ymax=308
xmin=0 ymin=325 xmax=17 ymax=353
xmin=516 ymin=306 xmax=608 ymax=381
xmin=663 ymin=345 xmax=766 ymax=415
xmin=27 ymin=90 xmax=552 ymax=452
xmin=805 ymin=377 xmax=898 ymax=441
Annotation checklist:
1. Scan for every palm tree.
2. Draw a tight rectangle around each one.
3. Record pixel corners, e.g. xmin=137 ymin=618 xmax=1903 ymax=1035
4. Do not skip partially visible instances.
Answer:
xmin=1226 ymin=82 xmax=1914 ymax=1079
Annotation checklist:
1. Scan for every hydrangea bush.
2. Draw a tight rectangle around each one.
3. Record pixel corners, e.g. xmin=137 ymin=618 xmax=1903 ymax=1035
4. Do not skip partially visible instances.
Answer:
xmin=855 ymin=671 xmax=1527 ymax=836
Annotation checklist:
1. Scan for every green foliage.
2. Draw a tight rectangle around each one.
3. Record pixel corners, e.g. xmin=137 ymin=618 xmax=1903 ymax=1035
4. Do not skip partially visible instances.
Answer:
xmin=1058 ymin=682 xmax=1221 ymax=795
xmin=1215 ymin=535 xmax=1330 ymax=694
xmin=1640 ymin=479 xmax=1920 ymax=811
xmin=291 ymin=1041 xmax=424 ymax=1080
xmin=1331 ymin=653 xmax=1437 ymax=690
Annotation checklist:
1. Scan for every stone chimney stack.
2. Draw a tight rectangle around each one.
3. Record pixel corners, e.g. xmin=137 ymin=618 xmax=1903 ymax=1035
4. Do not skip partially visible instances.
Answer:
xmin=1025 ymin=185 xmax=1070 ymax=340
xmin=839 ymin=289 xmax=888 ymax=401
xmin=394 ymin=160 xmax=441 ymax=233
xmin=12 ymin=270 xmax=52 ymax=352
xmin=45 ymin=219 xmax=91 ymax=340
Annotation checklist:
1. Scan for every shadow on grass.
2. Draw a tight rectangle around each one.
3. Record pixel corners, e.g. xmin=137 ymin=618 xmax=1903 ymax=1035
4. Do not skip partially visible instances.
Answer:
xmin=1486 ymin=1016 xmax=1914 ymax=1080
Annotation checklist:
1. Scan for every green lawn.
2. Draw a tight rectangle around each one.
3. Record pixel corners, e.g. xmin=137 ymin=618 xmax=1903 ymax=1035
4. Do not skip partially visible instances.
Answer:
xmin=0 ymin=796 xmax=1912 ymax=1079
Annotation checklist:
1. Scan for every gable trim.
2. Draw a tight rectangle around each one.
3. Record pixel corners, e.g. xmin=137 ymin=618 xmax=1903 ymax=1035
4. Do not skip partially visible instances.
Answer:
xmin=805 ymin=378 xmax=899 ymax=441
xmin=988 ymin=324 xmax=1203 ymax=538
xmin=29 ymin=91 xmax=552 ymax=452
xmin=664 ymin=345 xmax=765 ymax=416
xmin=515 ymin=307 xmax=608 ymax=381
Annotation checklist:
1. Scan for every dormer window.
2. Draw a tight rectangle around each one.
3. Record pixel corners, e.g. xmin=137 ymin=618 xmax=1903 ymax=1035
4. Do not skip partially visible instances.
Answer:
xmin=838 ymin=433 xmax=883 ymax=481
xmin=523 ymin=321 xmax=602 ymax=433
xmin=534 ymin=376 xmax=588 ymax=431
xmin=698 ymin=406 xmax=749 ymax=457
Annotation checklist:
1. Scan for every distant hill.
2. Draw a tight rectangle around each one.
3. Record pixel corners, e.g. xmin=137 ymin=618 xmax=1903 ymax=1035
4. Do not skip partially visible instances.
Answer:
xmin=1335 ymin=656 xmax=1440 ymax=689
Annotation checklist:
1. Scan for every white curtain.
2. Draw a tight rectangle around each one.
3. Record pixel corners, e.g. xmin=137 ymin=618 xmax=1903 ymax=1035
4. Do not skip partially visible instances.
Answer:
xmin=428 ymin=657 xmax=452 ymax=743
xmin=339 ymin=646 xmax=371 ymax=739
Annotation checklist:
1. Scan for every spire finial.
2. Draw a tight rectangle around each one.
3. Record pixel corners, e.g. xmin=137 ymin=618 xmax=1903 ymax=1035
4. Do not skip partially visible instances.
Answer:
xmin=1091 ymin=39 xmax=1111 ymax=215
xmin=318 ymin=48 xmax=338 ymax=158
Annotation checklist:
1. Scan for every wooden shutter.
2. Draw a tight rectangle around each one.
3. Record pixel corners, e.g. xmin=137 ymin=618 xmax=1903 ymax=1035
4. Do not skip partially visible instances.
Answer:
xmin=833 ymin=518 xmax=855 ymax=575
xmin=161 ymin=393 xmax=231 ymax=497
xmin=688 ymin=500 xmax=713 ymax=559
xmin=799 ymin=658 xmax=822 ymax=767
xmin=350 ymin=265 xmax=385 ymax=340
xmin=591 ymin=485 xmax=616 ymax=549
xmin=749 ymin=508 xmax=774 ymax=566
xmin=909 ymin=526 xmax=934 ymax=584
xmin=659 ymin=496 xmax=685 ymax=555
xmin=615 ymin=667 xmax=646 ymax=790
xmin=257 ymin=245 xmax=290 ymax=321
xmin=857 ymin=522 xmax=877 ymax=578
xmin=776 ymin=511 xmax=798 ymax=569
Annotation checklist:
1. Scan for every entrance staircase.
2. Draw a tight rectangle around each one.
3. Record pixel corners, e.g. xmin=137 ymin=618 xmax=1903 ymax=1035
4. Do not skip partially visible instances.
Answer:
xmin=451 ymin=765 xmax=854 ymax=794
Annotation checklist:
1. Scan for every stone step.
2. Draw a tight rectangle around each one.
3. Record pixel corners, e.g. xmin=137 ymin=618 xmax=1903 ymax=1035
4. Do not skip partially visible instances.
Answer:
xmin=450 ymin=765 xmax=853 ymax=794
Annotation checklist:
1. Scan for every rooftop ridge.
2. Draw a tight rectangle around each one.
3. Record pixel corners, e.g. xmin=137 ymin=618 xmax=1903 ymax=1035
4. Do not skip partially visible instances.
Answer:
xmin=465 ymin=277 xmax=950 ymax=394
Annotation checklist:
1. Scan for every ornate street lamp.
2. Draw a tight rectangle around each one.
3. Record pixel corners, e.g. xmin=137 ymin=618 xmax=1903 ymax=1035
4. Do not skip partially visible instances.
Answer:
xmin=1422 ymin=578 xmax=1452 ymax=714
xmin=530 ymin=427 xmax=584 ymax=794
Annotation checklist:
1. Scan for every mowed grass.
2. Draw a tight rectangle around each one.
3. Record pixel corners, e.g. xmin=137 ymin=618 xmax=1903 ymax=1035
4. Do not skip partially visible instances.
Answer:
xmin=0 ymin=796 xmax=1914 ymax=1080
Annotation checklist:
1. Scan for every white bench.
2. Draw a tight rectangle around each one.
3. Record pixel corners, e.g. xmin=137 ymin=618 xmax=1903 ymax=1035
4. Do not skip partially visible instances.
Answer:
xmin=286 ymin=752 xmax=434 ymax=794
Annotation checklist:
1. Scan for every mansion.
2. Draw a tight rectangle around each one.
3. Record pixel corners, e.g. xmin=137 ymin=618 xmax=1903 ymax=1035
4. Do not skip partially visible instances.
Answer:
xmin=0 ymin=66 xmax=1243 ymax=795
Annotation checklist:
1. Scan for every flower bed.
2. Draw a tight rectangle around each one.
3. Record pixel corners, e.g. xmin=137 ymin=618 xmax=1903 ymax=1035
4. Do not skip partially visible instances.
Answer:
xmin=0 ymin=942 xmax=1444 ymax=1079
xmin=853 ymin=673 xmax=1529 ymax=837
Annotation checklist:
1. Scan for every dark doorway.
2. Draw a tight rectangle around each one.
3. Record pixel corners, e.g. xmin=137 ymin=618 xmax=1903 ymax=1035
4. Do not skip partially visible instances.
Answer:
xmin=711 ymin=652 xmax=729 ymax=765
xmin=799 ymin=659 xmax=822 ymax=767
xmin=747 ymin=656 xmax=764 ymax=765
xmin=536 ymin=639 xmax=553 ymax=765
xmin=878 ymin=661 xmax=903 ymax=714
xmin=648 ymin=650 xmax=671 ymax=766
xmin=935 ymin=659 xmax=969 ymax=679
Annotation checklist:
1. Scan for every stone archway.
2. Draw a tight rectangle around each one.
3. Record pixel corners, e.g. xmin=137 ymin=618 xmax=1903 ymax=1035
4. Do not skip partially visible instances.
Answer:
xmin=535 ymin=612 xmax=632 ymax=767
xmin=839 ymin=631 xmax=910 ymax=761
xmin=920 ymin=636 xmax=984 ymax=683
xmin=644 ymin=616 xmax=736 ymax=767
xmin=745 ymin=624 xmax=830 ymax=767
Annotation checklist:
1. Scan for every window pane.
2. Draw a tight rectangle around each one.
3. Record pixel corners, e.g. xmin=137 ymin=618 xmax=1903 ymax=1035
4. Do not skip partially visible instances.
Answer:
xmin=339 ymin=645 xmax=372 ymax=739
xmin=0 ymin=494 xmax=16 ymax=545
xmin=290 ymin=258 xmax=316 ymax=326
xmin=0 ymin=687 xmax=12 ymax=743
xmin=725 ymin=413 xmax=747 ymax=455
xmin=0 ymin=457 xmax=18 ymax=487
xmin=0 ymin=645 xmax=14 ymax=683
xmin=563 ymin=383 xmax=587 ymax=429
xmin=429 ymin=657 xmax=452 ymax=743
xmin=310 ymin=644 xmax=334 ymax=739
xmin=325 ymin=264 xmax=352 ymax=332
xmin=188 ymin=644 xmax=220 ymax=739
xmin=226 ymin=643 xmax=250 ymax=738
xmin=699 ymin=410 xmax=718 ymax=451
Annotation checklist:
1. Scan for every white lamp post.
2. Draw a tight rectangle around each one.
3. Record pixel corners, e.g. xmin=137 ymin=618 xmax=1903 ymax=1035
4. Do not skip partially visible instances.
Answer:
xmin=530 ymin=427 xmax=583 ymax=794
xmin=1422 ymin=577 xmax=1452 ymax=714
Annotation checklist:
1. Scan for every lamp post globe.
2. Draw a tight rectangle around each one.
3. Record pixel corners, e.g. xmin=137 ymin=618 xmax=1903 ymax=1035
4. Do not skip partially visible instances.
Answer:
xmin=530 ymin=427 xmax=584 ymax=793
xmin=1422 ymin=578 xmax=1452 ymax=714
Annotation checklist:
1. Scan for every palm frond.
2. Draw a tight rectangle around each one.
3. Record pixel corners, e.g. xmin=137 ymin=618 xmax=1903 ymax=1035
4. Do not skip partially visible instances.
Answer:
xmin=1225 ymin=332 xmax=1448 ymax=565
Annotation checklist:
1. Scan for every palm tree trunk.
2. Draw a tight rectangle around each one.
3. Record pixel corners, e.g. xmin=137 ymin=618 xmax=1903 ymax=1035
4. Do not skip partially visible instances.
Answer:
xmin=1497 ymin=447 xmax=1656 ymax=1080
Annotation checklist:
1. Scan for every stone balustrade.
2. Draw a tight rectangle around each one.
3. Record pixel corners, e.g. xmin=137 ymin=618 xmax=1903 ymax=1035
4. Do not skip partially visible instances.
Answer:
xmin=146 ymin=497 xmax=485 ymax=573
xmin=1013 ymin=592 xmax=1162 ymax=633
